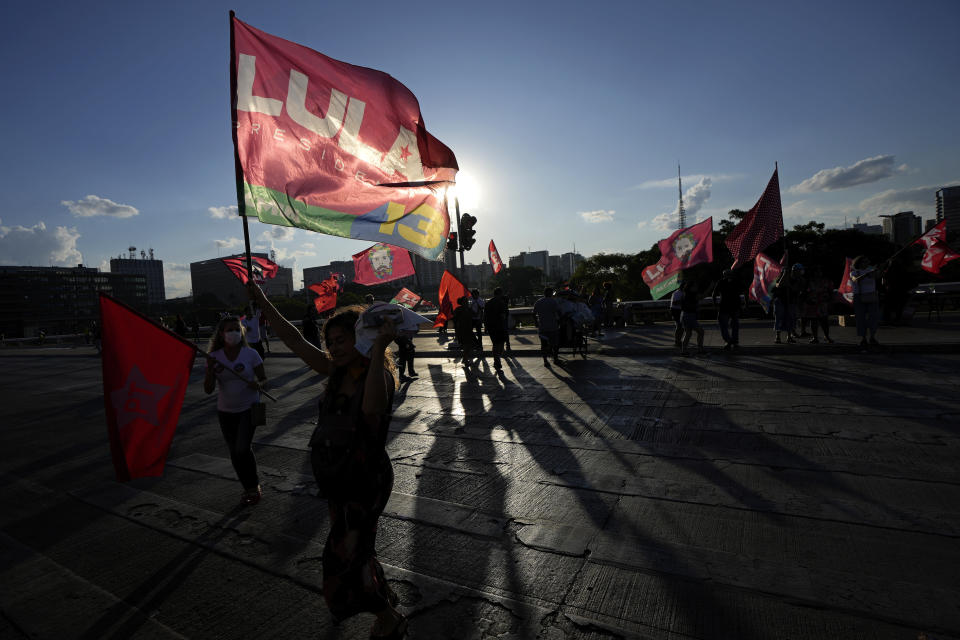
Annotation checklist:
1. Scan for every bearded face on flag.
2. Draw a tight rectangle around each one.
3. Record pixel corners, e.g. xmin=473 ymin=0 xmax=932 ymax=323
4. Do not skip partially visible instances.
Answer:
xmin=672 ymin=232 xmax=697 ymax=262
xmin=368 ymin=244 xmax=395 ymax=279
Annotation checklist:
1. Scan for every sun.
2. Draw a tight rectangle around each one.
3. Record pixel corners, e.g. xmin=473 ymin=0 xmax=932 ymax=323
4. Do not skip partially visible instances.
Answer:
xmin=447 ymin=171 xmax=481 ymax=212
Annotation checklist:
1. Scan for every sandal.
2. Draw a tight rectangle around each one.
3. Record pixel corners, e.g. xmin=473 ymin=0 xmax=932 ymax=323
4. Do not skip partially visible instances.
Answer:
xmin=241 ymin=485 xmax=262 ymax=505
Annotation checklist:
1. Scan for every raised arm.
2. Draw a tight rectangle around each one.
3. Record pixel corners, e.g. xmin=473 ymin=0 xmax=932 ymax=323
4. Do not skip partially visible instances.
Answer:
xmin=247 ymin=283 xmax=332 ymax=376
xmin=362 ymin=318 xmax=396 ymax=416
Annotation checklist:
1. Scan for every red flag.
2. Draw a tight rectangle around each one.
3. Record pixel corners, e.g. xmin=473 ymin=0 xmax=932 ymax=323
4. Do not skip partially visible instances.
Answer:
xmin=231 ymin=16 xmax=457 ymax=260
xmin=433 ymin=270 xmax=468 ymax=328
xmin=222 ymin=255 xmax=279 ymax=284
xmin=99 ymin=293 xmax=196 ymax=481
xmin=353 ymin=243 xmax=416 ymax=285
xmin=390 ymin=287 xmax=421 ymax=309
xmin=748 ymin=252 xmax=784 ymax=314
xmin=488 ymin=240 xmax=504 ymax=274
xmin=837 ymin=257 xmax=855 ymax=306
xmin=309 ymin=276 xmax=339 ymax=313
xmin=725 ymin=169 xmax=784 ymax=267
xmin=642 ymin=218 xmax=713 ymax=299
xmin=913 ymin=221 xmax=960 ymax=274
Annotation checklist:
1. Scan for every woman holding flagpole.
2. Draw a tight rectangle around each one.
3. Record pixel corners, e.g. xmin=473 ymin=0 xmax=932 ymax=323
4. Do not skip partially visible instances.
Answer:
xmin=247 ymin=283 xmax=407 ymax=639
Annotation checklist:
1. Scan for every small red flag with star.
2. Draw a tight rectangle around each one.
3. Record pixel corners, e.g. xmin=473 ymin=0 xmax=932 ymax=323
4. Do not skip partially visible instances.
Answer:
xmin=725 ymin=168 xmax=784 ymax=268
xmin=100 ymin=293 xmax=197 ymax=481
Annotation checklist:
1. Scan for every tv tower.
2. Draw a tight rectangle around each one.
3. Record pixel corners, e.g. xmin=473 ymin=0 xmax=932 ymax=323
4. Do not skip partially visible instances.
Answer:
xmin=677 ymin=164 xmax=686 ymax=229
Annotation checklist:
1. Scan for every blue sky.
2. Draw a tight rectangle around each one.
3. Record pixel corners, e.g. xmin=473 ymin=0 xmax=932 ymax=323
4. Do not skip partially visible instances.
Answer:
xmin=1 ymin=0 xmax=957 ymax=297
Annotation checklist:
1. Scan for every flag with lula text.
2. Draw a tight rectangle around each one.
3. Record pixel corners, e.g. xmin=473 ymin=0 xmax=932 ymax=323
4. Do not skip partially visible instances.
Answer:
xmin=390 ymin=287 xmax=421 ymax=309
xmin=353 ymin=243 xmax=416 ymax=285
xmin=749 ymin=252 xmax=784 ymax=313
xmin=309 ymin=276 xmax=339 ymax=313
xmin=837 ymin=257 xmax=855 ymax=306
xmin=230 ymin=16 xmax=458 ymax=261
xmin=725 ymin=168 xmax=784 ymax=268
xmin=100 ymin=293 xmax=196 ymax=481
xmin=488 ymin=240 xmax=504 ymax=274
xmin=641 ymin=218 xmax=713 ymax=299
xmin=222 ymin=255 xmax=279 ymax=284
xmin=912 ymin=220 xmax=960 ymax=274
xmin=433 ymin=270 xmax=468 ymax=328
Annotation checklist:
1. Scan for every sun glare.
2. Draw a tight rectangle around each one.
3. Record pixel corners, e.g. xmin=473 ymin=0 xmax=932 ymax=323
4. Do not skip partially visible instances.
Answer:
xmin=449 ymin=171 xmax=481 ymax=211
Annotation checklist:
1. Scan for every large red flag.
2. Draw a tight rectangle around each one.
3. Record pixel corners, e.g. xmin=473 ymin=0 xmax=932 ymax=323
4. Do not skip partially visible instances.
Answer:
xmin=353 ymin=243 xmax=416 ymax=285
xmin=748 ymin=252 xmax=784 ymax=314
xmin=390 ymin=287 xmax=421 ymax=309
xmin=837 ymin=257 xmax=855 ymax=306
xmin=222 ymin=255 xmax=279 ymax=284
xmin=913 ymin=220 xmax=960 ymax=274
xmin=641 ymin=218 xmax=713 ymax=299
xmin=230 ymin=16 xmax=458 ymax=260
xmin=488 ymin=240 xmax=504 ymax=274
xmin=725 ymin=169 xmax=784 ymax=267
xmin=309 ymin=276 xmax=339 ymax=313
xmin=433 ymin=270 xmax=468 ymax=328
xmin=100 ymin=294 xmax=196 ymax=481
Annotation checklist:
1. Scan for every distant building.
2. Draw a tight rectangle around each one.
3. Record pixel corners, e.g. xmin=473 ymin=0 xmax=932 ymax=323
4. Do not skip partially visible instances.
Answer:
xmin=549 ymin=252 xmax=585 ymax=282
xmin=852 ymin=222 xmax=884 ymax=235
xmin=880 ymin=211 xmax=922 ymax=246
xmin=936 ymin=186 xmax=960 ymax=234
xmin=110 ymin=246 xmax=165 ymax=307
xmin=303 ymin=260 xmax=355 ymax=289
xmin=190 ymin=253 xmax=293 ymax=306
xmin=0 ymin=265 xmax=146 ymax=338
xmin=507 ymin=250 xmax=550 ymax=276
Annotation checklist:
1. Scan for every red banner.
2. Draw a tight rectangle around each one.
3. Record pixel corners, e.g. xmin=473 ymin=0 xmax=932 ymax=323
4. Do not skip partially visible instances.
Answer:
xmin=837 ymin=257 xmax=855 ymax=306
xmin=222 ymin=255 xmax=279 ymax=284
xmin=309 ymin=276 xmax=339 ymax=313
xmin=748 ymin=252 xmax=784 ymax=313
xmin=100 ymin=294 xmax=196 ymax=481
xmin=642 ymin=218 xmax=713 ymax=298
xmin=353 ymin=243 xmax=416 ymax=285
xmin=390 ymin=287 xmax=421 ymax=309
xmin=726 ymin=169 xmax=784 ymax=267
xmin=231 ymin=16 xmax=458 ymax=260
xmin=433 ymin=270 xmax=468 ymax=328
xmin=488 ymin=240 xmax=504 ymax=274
xmin=913 ymin=221 xmax=960 ymax=274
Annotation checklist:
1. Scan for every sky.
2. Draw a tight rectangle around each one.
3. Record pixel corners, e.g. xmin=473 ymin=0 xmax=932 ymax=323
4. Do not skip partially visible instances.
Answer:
xmin=1 ymin=0 xmax=958 ymax=298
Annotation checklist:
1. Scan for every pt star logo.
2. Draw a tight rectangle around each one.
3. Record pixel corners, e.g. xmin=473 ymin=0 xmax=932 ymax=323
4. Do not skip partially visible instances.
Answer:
xmin=110 ymin=366 xmax=172 ymax=429
xmin=399 ymin=144 xmax=412 ymax=162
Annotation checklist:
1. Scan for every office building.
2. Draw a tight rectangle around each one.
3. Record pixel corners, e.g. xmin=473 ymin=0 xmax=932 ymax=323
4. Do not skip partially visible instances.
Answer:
xmin=303 ymin=261 xmax=355 ymax=289
xmin=880 ymin=211 xmax=922 ymax=246
xmin=852 ymin=222 xmax=884 ymax=235
xmin=507 ymin=250 xmax=550 ymax=276
xmin=936 ymin=186 xmax=960 ymax=234
xmin=190 ymin=253 xmax=294 ymax=306
xmin=110 ymin=246 xmax=165 ymax=307
xmin=0 ymin=265 xmax=146 ymax=338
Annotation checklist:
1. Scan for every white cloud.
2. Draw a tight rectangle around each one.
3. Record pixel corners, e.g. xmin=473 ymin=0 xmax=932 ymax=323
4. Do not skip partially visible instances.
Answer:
xmin=0 ymin=220 xmax=83 ymax=266
xmin=208 ymin=205 xmax=239 ymax=219
xmin=630 ymin=173 xmax=740 ymax=190
xmin=61 ymin=195 xmax=139 ymax=218
xmin=636 ymin=220 xmax=648 ymax=229
xmin=260 ymin=226 xmax=296 ymax=242
xmin=579 ymin=209 xmax=615 ymax=223
xmin=858 ymin=184 xmax=941 ymax=217
xmin=215 ymin=237 xmax=242 ymax=249
xmin=645 ymin=177 xmax=712 ymax=232
xmin=789 ymin=155 xmax=908 ymax=193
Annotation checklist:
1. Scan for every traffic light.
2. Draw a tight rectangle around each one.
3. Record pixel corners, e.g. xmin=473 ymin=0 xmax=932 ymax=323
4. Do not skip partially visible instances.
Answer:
xmin=460 ymin=213 xmax=477 ymax=251
xmin=446 ymin=231 xmax=458 ymax=252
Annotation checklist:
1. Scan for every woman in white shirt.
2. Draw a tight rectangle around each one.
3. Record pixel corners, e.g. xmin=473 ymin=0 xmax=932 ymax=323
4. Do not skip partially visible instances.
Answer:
xmin=203 ymin=316 xmax=267 ymax=505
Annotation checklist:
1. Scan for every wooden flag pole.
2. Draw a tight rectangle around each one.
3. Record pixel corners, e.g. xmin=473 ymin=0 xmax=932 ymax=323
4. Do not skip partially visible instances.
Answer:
xmin=228 ymin=10 xmax=255 ymax=284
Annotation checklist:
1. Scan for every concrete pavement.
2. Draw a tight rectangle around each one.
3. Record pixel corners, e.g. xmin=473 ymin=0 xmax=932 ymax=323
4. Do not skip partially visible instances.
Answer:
xmin=1 ymin=315 xmax=959 ymax=639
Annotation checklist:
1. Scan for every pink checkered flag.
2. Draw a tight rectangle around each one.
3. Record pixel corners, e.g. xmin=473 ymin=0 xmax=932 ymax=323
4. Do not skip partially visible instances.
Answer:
xmin=725 ymin=168 xmax=784 ymax=268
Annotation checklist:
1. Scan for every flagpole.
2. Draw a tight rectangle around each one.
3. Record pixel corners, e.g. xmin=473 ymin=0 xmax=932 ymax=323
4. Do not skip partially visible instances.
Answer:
xmin=228 ymin=10 xmax=255 ymax=284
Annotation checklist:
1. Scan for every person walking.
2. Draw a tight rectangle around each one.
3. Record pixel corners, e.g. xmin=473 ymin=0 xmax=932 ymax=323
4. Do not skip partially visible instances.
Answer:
xmin=484 ymin=287 xmax=509 ymax=371
xmin=712 ymin=269 xmax=743 ymax=350
xmin=469 ymin=289 xmax=485 ymax=353
xmin=247 ymin=284 xmax=407 ymax=639
xmin=669 ymin=286 xmax=684 ymax=347
xmin=394 ymin=334 xmax=417 ymax=381
xmin=851 ymin=255 xmax=882 ymax=349
xmin=679 ymin=280 xmax=705 ymax=355
xmin=242 ymin=302 xmax=265 ymax=358
xmin=588 ymin=287 xmax=604 ymax=337
xmin=453 ymin=296 xmax=478 ymax=368
xmin=533 ymin=287 xmax=562 ymax=366
xmin=203 ymin=315 xmax=267 ymax=506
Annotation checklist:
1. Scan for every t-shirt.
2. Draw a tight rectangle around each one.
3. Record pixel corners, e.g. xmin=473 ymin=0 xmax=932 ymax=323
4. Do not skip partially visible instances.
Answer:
xmin=241 ymin=311 xmax=261 ymax=343
xmin=533 ymin=296 xmax=561 ymax=331
xmin=470 ymin=296 xmax=485 ymax=321
xmin=211 ymin=346 xmax=263 ymax=413
xmin=851 ymin=268 xmax=877 ymax=295
xmin=669 ymin=289 xmax=684 ymax=310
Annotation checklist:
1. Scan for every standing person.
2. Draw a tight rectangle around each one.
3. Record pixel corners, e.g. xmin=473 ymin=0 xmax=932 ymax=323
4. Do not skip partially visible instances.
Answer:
xmin=394 ymin=334 xmax=417 ymax=381
xmin=247 ymin=284 xmax=406 ymax=639
xmin=192 ymin=317 xmax=201 ymax=342
xmin=174 ymin=314 xmax=188 ymax=338
xmin=302 ymin=306 xmax=321 ymax=349
xmin=851 ymin=255 xmax=882 ymax=348
xmin=771 ymin=274 xmax=795 ymax=344
xmin=669 ymin=286 xmax=684 ymax=347
xmin=587 ymin=287 xmax=604 ymax=337
xmin=453 ymin=296 xmax=477 ymax=368
xmin=804 ymin=265 xmax=834 ymax=344
xmin=484 ymin=287 xmax=509 ymax=371
xmin=789 ymin=264 xmax=807 ymax=338
xmin=259 ymin=312 xmax=271 ymax=354
xmin=533 ymin=287 xmax=562 ymax=366
xmin=601 ymin=282 xmax=615 ymax=328
xmin=203 ymin=316 xmax=267 ymax=506
xmin=712 ymin=269 xmax=743 ymax=350
xmin=679 ymin=280 xmax=705 ymax=355
xmin=241 ymin=303 xmax=265 ymax=359
xmin=469 ymin=289 xmax=485 ymax=353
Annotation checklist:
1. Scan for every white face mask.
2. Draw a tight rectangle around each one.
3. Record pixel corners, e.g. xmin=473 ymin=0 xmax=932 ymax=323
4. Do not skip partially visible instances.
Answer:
xmin=224 ymin=331 xmax=242 ymax=346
